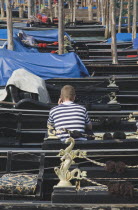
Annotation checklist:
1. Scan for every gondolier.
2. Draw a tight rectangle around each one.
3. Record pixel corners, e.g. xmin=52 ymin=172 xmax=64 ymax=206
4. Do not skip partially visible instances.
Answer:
xmin=47 ymin=85 xmax=92 ymax=141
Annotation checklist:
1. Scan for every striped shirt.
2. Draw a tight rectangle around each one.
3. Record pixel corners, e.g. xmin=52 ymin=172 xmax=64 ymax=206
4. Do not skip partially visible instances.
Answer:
xmin=47 ymin=101 xmax=91 ymax=141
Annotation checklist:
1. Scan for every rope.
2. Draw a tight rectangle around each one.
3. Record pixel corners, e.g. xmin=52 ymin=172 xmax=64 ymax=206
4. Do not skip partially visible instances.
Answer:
xmin=82 ymin=155 xmax=138 ymax=169
xmin=82 ymin=177 xmax=107 ymax=187
xmin=82 ymin=156 xmax=105 ymax=167
xmin=82 ymin=177 xmax=138 ymax=193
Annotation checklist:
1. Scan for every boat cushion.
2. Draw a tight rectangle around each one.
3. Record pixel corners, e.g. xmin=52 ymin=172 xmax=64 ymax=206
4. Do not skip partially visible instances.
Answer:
xmin=0 ymin=173 xmax=38 ymax=195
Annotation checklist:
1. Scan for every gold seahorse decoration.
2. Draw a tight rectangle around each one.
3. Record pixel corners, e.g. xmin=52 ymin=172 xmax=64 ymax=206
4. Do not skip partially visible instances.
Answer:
xmin=54 ymin=137 xmax=87 ymax=187
xmin=54 ymin=153 xmax=87 ymax=187
xmin=58 ymin=137 xmax=87 ymax=159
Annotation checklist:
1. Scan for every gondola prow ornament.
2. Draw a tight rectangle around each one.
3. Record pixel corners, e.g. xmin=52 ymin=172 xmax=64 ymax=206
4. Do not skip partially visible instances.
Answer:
xmin=54 ymin=137 xmax=87 ymax=187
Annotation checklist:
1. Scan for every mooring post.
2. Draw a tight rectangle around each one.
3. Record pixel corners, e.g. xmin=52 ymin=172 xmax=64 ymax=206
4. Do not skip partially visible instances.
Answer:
xmin=70 ymin=0 xmax=73 ymax=23
xmin=58 ymin=0 xmax=64 ymax=55
xmin=111 ymin=0 xmax=118 ymax=64
xmin=0 ymin=0 xmax=5 ymax=18
xmin=54 ymin=3 xmax=58 ymax=18
xmin=19 ymin=4 xmax=24 ymax=18
xmin=88 ymin=0 xmax=93 ymax=21
xmin=28 ymin=0 xmax=32 ymax=18
xmin=101 ymin=0 xmax=105 ymax=25
xmin=73 ymin=0 xmax=76 ymax=23
xmin=96 ymin=0 xmax=100 ymax=21
xmin=48 ymin=0 xmax=53 ymax=22
xmin=33 ymin=0 xmax=37 ymax=17
xmin=6 ymin=0 xmax=14 ymax=51
xmin=127 ymin=0 xmax=131 ymax=33
xmin=132 ymin=0 xmax=137 ymax=40
xmin=118 ymin=0 xmax=123 ymax=33
xmin=105 ymin=0 xmax=110 ymax=38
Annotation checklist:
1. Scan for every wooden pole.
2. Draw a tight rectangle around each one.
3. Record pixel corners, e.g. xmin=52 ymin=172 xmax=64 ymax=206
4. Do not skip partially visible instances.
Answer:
xmin=73 ymin=0 xmax=76 ymax=23
xmin=48 ymin=0 xmax=51 ymax=9
xmin=118 ymin=0 xmax=123 ymax=33
xmin=111 ymin=0 xmax=118 ymax=64
xmin=109 ymin=0 xmax=112 ymax=35
xmin=0 ymin=0 xmax=5 ymax=18
xmin=97 ymin=0 xmax=100 ymax=21
xmin=88 ymin=0 xmax=93 ymax=21
xmin=38 ymin=0 xmax=41 ymax=12
xmin=70 ymin=0 xmax=73 ymax=22
xmin=48 ymin=0 xmax=53 ymax=21
xmin=33 ymin=0 xmax=37 ymax=17
xmin=19 ymin=4 xmax=24 ymax=18
xmin=101 ymin=0 xmax=106 ymax=25
xmin=98 ymin=0 xmax=101 ymax=22
xmin=28 ymin=0 xmax=32 ymax=18
xmin=58 ymin=0 xmax=64 ymax=54
xmin=6 ymin=0 xmax=14 ymax=51
xmin=127 ymin=0 xmax=131 ymax=33
xmin=81 ymin=0 xmax=83 ymax=7
xmin=132 ymin=0 xmax=137 ymax=40
xmin=54 ymin=3 xmax=58 ymax=17
xmin=105 ymin=0 xmax=110 ymax=38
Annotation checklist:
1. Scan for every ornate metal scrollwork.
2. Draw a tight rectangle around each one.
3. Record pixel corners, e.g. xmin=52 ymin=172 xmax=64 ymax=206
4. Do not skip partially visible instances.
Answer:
xmin=55 ymin=137 xmax=87 ymax=187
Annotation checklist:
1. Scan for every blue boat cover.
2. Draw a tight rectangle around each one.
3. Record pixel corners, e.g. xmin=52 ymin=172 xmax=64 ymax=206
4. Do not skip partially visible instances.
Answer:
xmin=0 ymin=50 xmax=89 ymax=86
xmin=107 ymin=33 xmax=138 ymax=43
xmin=0 ymin=29 xmax=71 ymax=42
xmin=79 ymin=6 xmax=97 ymax=9
xmin=3 ymin=38 xmax=39 ymax=53
xmin=133 ymin=38 xmax=138 ymax=49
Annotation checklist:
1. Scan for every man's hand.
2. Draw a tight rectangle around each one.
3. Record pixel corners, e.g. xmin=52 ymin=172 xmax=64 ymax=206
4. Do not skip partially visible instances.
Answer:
xmin=86 ymin=122 xmax=92 ymax=131
xmin=58 ymin=98 xmax=63 ymax=105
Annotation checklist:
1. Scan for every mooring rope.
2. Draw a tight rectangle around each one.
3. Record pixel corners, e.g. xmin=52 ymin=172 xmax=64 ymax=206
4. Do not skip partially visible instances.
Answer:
xmin=82 ymin=155 xmax=138 ymax=169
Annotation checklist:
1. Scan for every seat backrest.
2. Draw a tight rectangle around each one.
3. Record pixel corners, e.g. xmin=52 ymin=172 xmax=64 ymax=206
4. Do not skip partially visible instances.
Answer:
xmin=7 ymin=85 xmax=38 ymax=103
xmin=6 ymin=151 xmax=45 ymax=197
xmin=6 ymin=151 xmax=45 ymax=172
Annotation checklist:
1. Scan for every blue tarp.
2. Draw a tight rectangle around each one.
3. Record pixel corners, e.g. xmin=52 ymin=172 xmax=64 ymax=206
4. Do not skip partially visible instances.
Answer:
xmin=107 ymin=33 xmax=138 ymax=43
xmin=0 ymin=29 xmax=18 ymax=40
xmin=133 ymin=38 xmax=138 ymax=49
xmin=0 ymin=29 xmax=71 ymax=42
xmin=79 ymin=6 xmax=97 ymax=9
xmin=2 ymin=38 xmax=38 ymax=53
xmin=23 ymin=29 xmax=70 ymax=42
xmin=0 ymin=50 xmax=89 ymax=86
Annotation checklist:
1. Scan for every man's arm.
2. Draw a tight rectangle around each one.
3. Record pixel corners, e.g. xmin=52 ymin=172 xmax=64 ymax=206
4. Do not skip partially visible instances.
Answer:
xmin=47 ymin=110 xmax=54 ymax=128
xmin=85 ymin=109 xmax=92 ymax=131
xmin=86 ymin=121 xmax=92 ymax=131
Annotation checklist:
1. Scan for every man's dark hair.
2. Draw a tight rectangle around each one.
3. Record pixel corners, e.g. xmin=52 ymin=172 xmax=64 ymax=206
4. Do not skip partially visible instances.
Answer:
xmin=113 ymin=131 xmax=126 ymax=139
xmin=60 ymin=85 xmax=76 ymax=101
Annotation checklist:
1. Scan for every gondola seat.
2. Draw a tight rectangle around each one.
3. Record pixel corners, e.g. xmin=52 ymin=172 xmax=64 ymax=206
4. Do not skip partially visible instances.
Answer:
xmin=0 ymin=152 xmax=45 ymax=200
xmin=7 ymin=85 xmax=38 ymax=103
xmin=0 ymin=173 xmax=38 ymax=195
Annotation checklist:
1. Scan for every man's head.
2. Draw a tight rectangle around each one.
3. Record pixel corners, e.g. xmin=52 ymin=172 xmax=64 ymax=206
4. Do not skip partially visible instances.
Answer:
xmin=60 ymin=85 xmax=76 ymax=102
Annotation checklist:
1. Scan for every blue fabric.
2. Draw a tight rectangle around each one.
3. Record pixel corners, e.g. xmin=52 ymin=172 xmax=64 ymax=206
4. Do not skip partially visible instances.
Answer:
xmin=0 ymin=50 xmax=89 ymax=86
xmin=0 ymin=29 xmax=70 ymax=42
xmin=107 ymin=33 xmax=135 ymax=43
xmin=22 ymin=29 xmax=62 ymax=42
xmin=78 ymin=6 xmax=97 ymax=9
xmin=0 ymin=29 xmax=18 ymax=40
xmin=133 ymin=38 xmax=138 ymax=49
xmin=2 ymin=38 xmax=38 ymax=53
